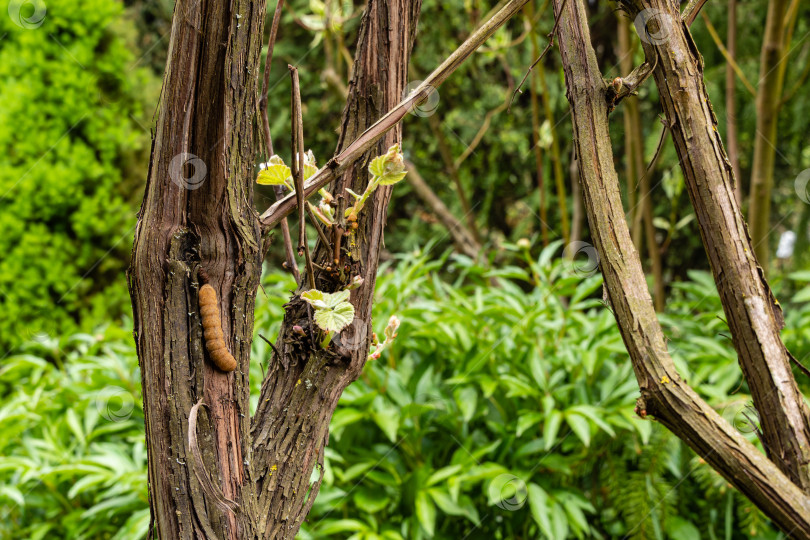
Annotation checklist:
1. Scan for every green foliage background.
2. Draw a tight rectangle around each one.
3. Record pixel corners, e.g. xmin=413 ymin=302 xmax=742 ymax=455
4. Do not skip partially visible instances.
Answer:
xmin=0 ymin=0 xmax=157 ymax=351
xmin=1 ymin=0 xmax=809 ymax=538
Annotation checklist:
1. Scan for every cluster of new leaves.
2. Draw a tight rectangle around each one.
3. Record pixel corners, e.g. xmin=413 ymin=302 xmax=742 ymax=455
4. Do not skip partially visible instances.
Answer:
xmin=345 ymin=144 xmax=408 ymax=222
xmin=256 ymin=150 xmax=336 ymax=226
xmin=259 ymin=145 xmax=408 ymax=352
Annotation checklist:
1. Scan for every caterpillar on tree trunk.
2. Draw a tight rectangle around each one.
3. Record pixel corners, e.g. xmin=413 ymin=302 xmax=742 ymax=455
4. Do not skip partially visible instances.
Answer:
xmin=197 ymin=270 xmax=237 ymax=372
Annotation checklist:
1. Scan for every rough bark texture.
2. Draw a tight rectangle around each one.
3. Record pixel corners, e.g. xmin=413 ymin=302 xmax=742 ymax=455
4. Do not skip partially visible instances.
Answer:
xmin=552 ymin=0 xmax=810 ymax=534
xmin=127 ymin=0 xmax=266 ymax=538
xmin=747 ymin=0 xmax=790 ymax=270
xmin=622 ymin=0 xmax=810 ymax=491
xmin=249 ymin=2 xmax=422 ymax=537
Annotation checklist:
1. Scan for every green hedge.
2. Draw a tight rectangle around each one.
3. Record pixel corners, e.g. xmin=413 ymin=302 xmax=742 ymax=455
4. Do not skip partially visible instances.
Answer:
xmin=0 ymin=0 xmax=156 ymax=353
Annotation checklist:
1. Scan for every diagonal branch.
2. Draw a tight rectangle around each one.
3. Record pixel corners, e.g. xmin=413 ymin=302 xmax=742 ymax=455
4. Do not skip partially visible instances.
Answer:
xmin=553 ymin=0 xmax=810 ymax=533
xmin=404 ymin=160 xmax=480 ymax=258
xmin=509 ymin=0 xmax=568 ymax=110
xmin=622 ymin=0 xmax=810 ymax=491
xmin=258 ymin=0 xmax=532 ymax=231
xmin=682 ymin=0 xmax=710 ymax=25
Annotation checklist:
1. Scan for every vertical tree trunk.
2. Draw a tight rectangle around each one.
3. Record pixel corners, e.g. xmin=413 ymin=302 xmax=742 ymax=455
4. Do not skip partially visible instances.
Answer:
xmin=747 ymin=0 xmax=790 ymax=271
xmin=128 ymin=0 xmax=266 ymax=538
xmin=551 ymin=0 xmax=810 ymax=533
xmin=250 ymin=2 xmax=422 ymax=537
xmin=623 ymin=0 xmax=810 ymax=491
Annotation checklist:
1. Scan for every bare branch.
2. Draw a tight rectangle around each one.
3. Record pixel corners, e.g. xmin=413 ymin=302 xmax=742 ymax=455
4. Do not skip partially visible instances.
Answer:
xmin=627 ymin=0 xmax=810 ymax=491
xmin=509 ymin=0 xmax=568 ymax=110
xmin=289 ymin=65 xmax=315 ymax=290
xmin=682 ymin=0 xmax=710 ymax=24
xmin=554 ymin=0 xmax=810 ymax=532
xmin=404 ymin=160 xmax=480 ymax=258
xmin=258 ymin=0 xmax=299 ymax=281
xmin=259 ymin=0 xmax=533 ymax=230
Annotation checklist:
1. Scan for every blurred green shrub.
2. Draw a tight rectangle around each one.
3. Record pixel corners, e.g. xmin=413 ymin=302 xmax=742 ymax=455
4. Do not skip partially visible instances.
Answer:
xmin=0 ymin=325 xmax=147 ymax=539
xmin=4 ymin=246 xmax=807 ymax=539
xmin=0 ymin=0 xmax=157 ymax=353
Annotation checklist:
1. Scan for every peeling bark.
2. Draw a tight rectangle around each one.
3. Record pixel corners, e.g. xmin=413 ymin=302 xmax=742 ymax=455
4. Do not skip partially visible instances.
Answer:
xmin=129 ymin=1 xmax=547 ymax=537
xmin=249 ymin=2 xmax=422 ymax=538
xmin=128 ymin=0 xmax=266 ymax=538
xmin=552 ymin=0 xmax=810 ymax=534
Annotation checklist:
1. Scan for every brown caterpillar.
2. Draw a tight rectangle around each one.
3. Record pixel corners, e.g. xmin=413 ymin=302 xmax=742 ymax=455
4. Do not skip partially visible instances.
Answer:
xmin=198 ymin=271 xmax=237 ymax=372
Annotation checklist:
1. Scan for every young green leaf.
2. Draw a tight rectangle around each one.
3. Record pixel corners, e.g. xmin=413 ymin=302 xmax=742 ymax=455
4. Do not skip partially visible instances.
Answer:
xmin=257 ymin=156 xmax=292 ymax=187
xmin=301 ymin=149 xmax=318 ymax=180
xmin=313 ymin=303 xmax=355 ymax=333
xmin=415 ymin=490 xmax=437 ymax=537
xmin=302 ymin=289 xmax=355 ymax=333
xmin=376 ymin=170 xmax=407 ymax=186
xmin=368 ymin=154 xmax=389 ymax=178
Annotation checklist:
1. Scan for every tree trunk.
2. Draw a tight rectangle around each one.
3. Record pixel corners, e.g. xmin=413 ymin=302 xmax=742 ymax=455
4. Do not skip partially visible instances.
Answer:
xmin=747 ymin=0 xmax=790 ymax=271
xmin=623 ymin=0 xmax=810 ymax=491
xmin=128 ymin=0 xmax=266 ymax=538
xmin=129 ymin=1 xmax=566 ymax=537
xmin=249 ymin=2 xmax=422 ymax=537
xmin=552 ymin=0 xmax=810 ymax=534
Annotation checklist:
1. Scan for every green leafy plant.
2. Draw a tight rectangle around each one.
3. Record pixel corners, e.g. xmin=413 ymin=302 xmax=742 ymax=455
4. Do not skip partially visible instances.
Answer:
xmin=301 ymin=289 xmax=356 ymax=346
xmin=345 ymin=144 xmax=407 ymax=222
xmin=2 ymin=246 xmax=797 ymax=539
xmin=0 ymin=325 xmax=148 ymax=540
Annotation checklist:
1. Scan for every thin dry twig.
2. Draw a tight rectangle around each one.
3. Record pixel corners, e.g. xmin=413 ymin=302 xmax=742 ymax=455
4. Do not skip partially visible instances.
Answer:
xmin=289 ymin=65 xmax=316 ymax=290
xmin=509 ymin=0 xmax=569 ymax=111
xmin=259 ymin=333 xmax=282 ymax=358
xmin=701 ymin=12 xmax=756 ymax=95
xmin=259 ymin=0 xmax=533 ymax=230
xmin=259 ymin=0 xmax=299 ymax=281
